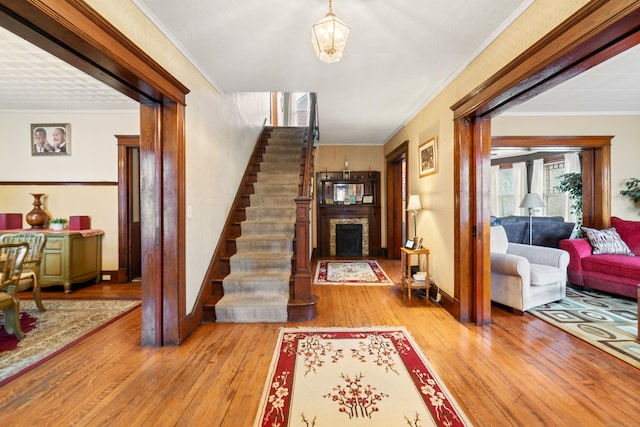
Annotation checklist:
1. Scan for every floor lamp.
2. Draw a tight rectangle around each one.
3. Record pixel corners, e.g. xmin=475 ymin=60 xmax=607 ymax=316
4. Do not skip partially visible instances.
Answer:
xmin=406 ymin=195 xmax=422 ymax=239
xmin=519 ymin=193 xmax=545 ymax=245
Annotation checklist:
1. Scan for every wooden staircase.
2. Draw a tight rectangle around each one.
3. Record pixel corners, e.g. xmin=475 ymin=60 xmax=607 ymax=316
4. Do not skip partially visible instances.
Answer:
xmin=202 ymin=126 xmax=318 ymax=322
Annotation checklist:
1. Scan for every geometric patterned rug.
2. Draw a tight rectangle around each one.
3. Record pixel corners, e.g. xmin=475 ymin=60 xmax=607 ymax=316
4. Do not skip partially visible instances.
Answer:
xmin=528 ymin=286 xmax=639 ymax=370
xmin=254 ymin=327 xmax=472 ymax=426
xmin=313 ymin=260 xmax=394 ymax=286
xmin=0 ymin=299 xmax=140 ymax=386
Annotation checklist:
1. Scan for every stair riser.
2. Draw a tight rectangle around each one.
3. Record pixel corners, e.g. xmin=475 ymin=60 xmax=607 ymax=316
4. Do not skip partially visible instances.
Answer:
xmin=259 ymin=162 xmax=300 ymax=172
xmin=250 ymin=195 xmax=296 ymax=206
xmin=215 ymin=307 xmax=287 ymax=323
xmin=245 ymin=207 xmax=295 ymax=221
xmin=253 ymin=183 xmax=299 ymax=195
xmin=230 ymin=257 xmax=292 ymax=272
xmin=236 ymin=239 xmax=293 ymax=252
xmin=256 ymin=172 xmax=300 ymax=183
xmin=221 ymin=279 xmax=289 ymax=294
xmin=241 ymin=222 xmax=294 ymax=234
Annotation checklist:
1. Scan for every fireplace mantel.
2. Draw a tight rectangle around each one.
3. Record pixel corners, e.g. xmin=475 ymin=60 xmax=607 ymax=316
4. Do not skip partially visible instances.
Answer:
xmin=316 ymin=171 xmax=381 ymax=257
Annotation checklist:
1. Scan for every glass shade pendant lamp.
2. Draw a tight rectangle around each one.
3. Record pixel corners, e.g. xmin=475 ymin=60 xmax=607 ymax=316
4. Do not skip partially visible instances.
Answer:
xmin=311 ymin=0 xmax=351 ymax=63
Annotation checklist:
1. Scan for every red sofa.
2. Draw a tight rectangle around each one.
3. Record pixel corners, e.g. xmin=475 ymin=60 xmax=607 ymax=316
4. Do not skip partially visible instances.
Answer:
xmin=559 ymin=216 xmax=640 ymax=298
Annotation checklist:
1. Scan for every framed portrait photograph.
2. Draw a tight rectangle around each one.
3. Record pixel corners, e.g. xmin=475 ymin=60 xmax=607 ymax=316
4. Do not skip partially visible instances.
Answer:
xmin=419 ymin=136 xmax=437 ymax=177
xmin=404 ymin=239 xmax=415 ymax=249
xmin=31 ymin=123 xmax=71 ymax=156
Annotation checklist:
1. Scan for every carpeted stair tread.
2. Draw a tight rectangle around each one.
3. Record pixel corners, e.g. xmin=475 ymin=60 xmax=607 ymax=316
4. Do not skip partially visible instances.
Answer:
xmin=215 ymin=126 xmax=306 ymax=323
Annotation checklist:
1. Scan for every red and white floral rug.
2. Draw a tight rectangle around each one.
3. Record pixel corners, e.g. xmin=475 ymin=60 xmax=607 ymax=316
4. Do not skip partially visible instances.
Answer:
xmin=313 ymin=260 xmax=394 ymax=286
xmin=255 ymin=327 xmax=472 ymax=426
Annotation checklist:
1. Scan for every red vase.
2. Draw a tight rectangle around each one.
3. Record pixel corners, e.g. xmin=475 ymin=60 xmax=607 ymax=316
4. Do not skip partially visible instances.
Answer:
xmin=25 ymin=193 xmax=49 ymax=229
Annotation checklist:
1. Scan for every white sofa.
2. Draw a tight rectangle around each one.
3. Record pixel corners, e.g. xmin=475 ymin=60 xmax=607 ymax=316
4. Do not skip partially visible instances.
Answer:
xmin=490 ymin=225 xmax=570 ymax=314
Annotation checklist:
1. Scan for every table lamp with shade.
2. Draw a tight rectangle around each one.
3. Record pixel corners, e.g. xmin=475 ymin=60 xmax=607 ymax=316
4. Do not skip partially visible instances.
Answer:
xmin=406 ymin=195 xmax=422 ymax=239
xmin=519 ymin=192 xmax=545 ymax=245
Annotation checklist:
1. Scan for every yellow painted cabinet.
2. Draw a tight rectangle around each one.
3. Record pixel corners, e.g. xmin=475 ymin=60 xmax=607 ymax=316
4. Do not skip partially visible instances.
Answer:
xmin=40 ymin=231 xmax=103 ymax=293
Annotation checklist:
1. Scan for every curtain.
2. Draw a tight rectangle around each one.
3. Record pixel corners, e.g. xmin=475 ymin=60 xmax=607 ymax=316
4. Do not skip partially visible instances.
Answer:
xmin=564 ymin=152 xmax=581 ymax=222
xmin=490 ymin=165 xmax=499 ymax=216
xmin=513 ymin=162 xmax=527 ymax=215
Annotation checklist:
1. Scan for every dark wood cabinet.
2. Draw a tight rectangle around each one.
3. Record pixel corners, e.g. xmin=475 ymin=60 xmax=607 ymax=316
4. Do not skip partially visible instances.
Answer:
xmin=316 ymin=171 xmax=382 ymax=257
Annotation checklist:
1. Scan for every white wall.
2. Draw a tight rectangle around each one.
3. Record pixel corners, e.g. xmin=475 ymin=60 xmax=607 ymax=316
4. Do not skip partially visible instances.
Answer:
xmin=493 ymin=114 xmax=640 ymax=221
xmin=86 ymin=0 xmax=271 ymax=312
xmin=0 ymin=110 xmax=139 ymax=270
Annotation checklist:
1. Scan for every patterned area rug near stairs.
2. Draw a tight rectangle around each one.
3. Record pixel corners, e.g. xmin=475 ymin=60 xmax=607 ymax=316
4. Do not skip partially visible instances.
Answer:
xmin=313 ymin=260 xmax=394 ymax=286
xmin=0 ymin=299 xmax=140 ymax=386
xmin=255 ymin=327 xmax=472 ymax=426
xmin=215 ymin=127 xmax=307 ymax=323
xmin=529 ymin=286 xmax=639 ymax=369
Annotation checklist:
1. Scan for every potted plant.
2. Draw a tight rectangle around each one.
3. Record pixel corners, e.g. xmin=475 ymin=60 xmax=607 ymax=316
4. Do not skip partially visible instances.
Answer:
xmin=50 ymin=217 xmax=68 ymax=231
xmin=554 ymin=172 xmax=583 ymax=236
xmin=620 ymin=178 xmax=640 ymax=210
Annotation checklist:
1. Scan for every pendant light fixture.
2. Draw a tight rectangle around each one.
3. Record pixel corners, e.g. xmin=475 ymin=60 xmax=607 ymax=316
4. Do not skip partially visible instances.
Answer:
xmin=311 ymin=0 xmax=350 ymax=63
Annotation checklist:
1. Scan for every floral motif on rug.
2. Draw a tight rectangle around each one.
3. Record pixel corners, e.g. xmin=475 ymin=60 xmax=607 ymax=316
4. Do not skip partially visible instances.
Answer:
xmin=255 ymin=327 xmax=472 ymax=426
xmin=313 ymin=260 xmax=394 ymax=286
xmin=529 ymin=286 xmax=639 ymax=370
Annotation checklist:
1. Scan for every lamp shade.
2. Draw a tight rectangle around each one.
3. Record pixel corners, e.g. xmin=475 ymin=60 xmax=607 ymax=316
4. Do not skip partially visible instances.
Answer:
xmin=406 ymin=195 xmax=422 ymax=212
xmin=519 ymin=193 xmax=545 ymax=209
xmin=311 ymin=0 xmax=350 ymax=63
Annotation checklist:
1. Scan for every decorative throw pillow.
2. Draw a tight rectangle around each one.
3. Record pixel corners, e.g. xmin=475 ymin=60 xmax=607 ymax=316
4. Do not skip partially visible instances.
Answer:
xmin=581 ymin=227 xmax=635 ymax=256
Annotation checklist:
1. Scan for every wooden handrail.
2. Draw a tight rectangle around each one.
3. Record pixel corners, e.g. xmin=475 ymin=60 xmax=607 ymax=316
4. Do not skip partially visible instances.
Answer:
xmin=301 ymin=92 xmax=318 ymax=198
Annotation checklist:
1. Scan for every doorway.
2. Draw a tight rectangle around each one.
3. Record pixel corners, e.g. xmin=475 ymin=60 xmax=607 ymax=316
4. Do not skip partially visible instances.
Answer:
xmin=386 ymin=141 xmax=408 ymax=259
xmin=117 ymin=135 xmax=142 ymax=282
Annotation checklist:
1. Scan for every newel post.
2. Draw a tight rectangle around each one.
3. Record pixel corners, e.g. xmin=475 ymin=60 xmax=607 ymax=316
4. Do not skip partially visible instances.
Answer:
xmin=290 ymin=195 xmax=319 ymax=320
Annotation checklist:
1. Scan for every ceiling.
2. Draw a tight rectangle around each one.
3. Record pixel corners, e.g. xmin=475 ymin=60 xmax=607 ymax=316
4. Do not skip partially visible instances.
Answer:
xmin=1 ymin=1 xmax=639 ymax=146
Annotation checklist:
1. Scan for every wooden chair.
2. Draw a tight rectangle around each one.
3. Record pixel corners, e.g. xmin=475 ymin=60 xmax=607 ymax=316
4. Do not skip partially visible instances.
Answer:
xmin=0 ymin=233 xmax=47 ymax=312
xmin=0 ymin=242 xmax=29 ymax=340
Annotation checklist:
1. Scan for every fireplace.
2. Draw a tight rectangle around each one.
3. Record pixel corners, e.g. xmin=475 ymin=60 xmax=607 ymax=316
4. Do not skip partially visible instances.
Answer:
xmin=329 ymin=218 xmax=369 ymax=256
xmin=335 ymin=223 xmax=363 ymax=257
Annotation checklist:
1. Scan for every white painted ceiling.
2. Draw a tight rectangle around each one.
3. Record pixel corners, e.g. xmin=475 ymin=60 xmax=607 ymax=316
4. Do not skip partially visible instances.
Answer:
xmin=1 ymin=1 xmax=639 ymax=146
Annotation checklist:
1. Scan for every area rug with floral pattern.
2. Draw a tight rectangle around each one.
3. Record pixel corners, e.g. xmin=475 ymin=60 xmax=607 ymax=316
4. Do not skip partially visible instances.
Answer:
xmin=529 ymin=286 xmax=638 ymax=369
xmin=0 ymin=299 xmax=140 ymax=386
xmin=255 ymin=327 xmax=472 ymax=426
xmin=313 ymin=260 xmax=394 ymax=286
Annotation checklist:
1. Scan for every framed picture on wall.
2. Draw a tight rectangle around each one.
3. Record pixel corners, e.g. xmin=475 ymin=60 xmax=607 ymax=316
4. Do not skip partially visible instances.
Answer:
xmin=419 ymin=136 xmax=437 ymax=177
xmin=31 ymin=123 xmax=71 ymax=156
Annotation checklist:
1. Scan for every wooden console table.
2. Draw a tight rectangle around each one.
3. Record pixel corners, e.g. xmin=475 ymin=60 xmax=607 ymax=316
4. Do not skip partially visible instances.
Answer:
xmin=400 ymin=247 xmax=430 ymax=300
xmin=39 ymin=230 xmax=103 ymax=293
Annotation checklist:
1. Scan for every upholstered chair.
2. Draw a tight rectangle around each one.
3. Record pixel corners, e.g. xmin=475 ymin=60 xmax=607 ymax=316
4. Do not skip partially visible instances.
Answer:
xmin=0 ymin=233 xmax=47 ymax=312
xmin=0 ymin=242 xmax=29 ymax=339
xmin=490 ymin=225 xmax=569 ymax=315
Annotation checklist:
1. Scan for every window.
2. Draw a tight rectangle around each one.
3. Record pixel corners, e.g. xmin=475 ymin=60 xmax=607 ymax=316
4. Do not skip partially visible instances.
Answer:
xmin=498 ymin=167 xmax=514 ymax=216
xmin=544 ymin=159 xmax=567 ymax=217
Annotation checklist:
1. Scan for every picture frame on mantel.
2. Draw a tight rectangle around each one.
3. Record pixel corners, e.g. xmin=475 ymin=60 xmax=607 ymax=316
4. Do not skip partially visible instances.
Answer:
xmin=31 ymin=123 xmax=71 ymax=156
xmin=419 ymin=136 xmax=437 ymax=177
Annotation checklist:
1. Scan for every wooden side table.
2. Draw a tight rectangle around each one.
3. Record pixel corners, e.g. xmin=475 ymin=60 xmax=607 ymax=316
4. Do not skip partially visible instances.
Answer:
xmin=400 ymin=247 xmax=430 ymax=300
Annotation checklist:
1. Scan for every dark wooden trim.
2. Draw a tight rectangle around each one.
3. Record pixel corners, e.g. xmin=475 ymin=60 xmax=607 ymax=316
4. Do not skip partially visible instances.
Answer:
xmin=450 ymin=1 xmax=639 ymax=324
xmin=385 ymin=141 xmax=408 ymax=260
xmin=0 ymin=181 xmax=118 ymax=186
xmin=451 ymin=1 xmax=640 ymax=117
xmin=0 ymin=1 xmax=188 ymax=105
xmin=492 ymin=135 xmax=614 ymax=148
xmin=1 ymin=1 xmax=191 ymax=346
xmin=116 ymin=135 xmax=139 ymax=284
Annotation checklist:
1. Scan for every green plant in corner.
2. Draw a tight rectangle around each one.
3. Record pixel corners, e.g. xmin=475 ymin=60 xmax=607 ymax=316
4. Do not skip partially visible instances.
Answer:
xmin=554 ymin=172 xmax=583 ymax=235
xmin=620 ymin=177 xmax=640 ymax=209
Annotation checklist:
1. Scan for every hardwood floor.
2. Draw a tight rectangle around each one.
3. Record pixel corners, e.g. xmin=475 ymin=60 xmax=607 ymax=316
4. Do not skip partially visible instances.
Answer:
xmin=3 ymin=259 xmax=640 ymax=426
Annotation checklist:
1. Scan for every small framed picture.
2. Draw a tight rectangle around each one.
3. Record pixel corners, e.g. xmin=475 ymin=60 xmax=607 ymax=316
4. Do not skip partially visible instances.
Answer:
xmin=362 ymin=195 xmax=373 ymax=204
xmin=31 ymin=123 xmax=71 ymax=156
xmin=419 ymin=136 xmax=437 ymax=177
xmin=404 ymin=239 xmax=415 ymax=249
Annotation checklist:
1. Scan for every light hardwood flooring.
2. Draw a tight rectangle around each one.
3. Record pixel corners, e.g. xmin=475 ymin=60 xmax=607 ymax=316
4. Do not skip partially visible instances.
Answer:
xmin=4 ymin=258 xmax=640 ymax=426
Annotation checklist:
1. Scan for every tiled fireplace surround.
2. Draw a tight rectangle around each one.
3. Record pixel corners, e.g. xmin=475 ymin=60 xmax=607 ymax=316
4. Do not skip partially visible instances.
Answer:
xmin=329 ymin=217 xmax=369 ymax=256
